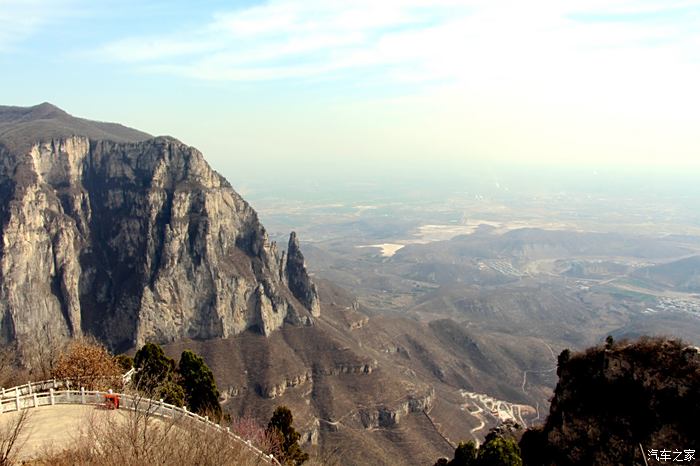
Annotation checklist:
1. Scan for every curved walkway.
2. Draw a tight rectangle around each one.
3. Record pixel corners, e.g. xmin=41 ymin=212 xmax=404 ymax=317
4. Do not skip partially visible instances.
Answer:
xmin=0 ymin=380 xmax=279 ymax=464
xmin=0 ymin=404 xmax=112 ymax=458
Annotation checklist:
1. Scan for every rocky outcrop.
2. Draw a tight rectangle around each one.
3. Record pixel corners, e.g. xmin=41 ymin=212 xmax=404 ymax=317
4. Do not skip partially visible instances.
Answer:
xmin=281 ymin=232 xmax=320 ymax=317
xmin=520 ymin=337 xmax=700 ymax=466
xmin=0 ymin=105 xmax=320 ymax=353
xmin=316 ymin=360 xmax=377 ymax=376
xmin=348 ymin=316 xmax=369 ymax=330
xmin=304 ymin=418 xmax=320 ymax=445
xmin=340 ymin=308 xmax=369 ymax=330
xmin=358 ymin=388 xmax=435 ymax=428
xmin=257 ymin=371 xmax=312 ymax=399
xmin=253 ymin=359 xmax=378 ymax=399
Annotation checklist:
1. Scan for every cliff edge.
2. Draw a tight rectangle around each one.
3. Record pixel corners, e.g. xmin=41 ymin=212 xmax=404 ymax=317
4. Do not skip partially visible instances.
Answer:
xmin=520 ymin=337 xmax=699 ymax=465
xmin=0 ymin=103 xmax=320 ymax=353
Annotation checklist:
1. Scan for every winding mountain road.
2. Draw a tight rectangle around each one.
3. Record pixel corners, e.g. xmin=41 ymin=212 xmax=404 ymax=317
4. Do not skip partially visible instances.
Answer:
xmin=460 ymin=391 xmax=535 ymax=438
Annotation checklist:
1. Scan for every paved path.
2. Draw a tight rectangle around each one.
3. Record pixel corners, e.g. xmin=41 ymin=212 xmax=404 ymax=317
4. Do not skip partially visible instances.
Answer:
xmin=0 ymin=404 xmax=123 ymax=460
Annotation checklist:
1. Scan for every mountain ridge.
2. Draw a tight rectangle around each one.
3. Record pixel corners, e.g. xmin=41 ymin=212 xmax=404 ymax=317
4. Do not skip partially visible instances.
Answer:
xmin=0 ymin=104 xmax=320 ymax=353
xmin=0 ymin=102 xmax=153 ymax=154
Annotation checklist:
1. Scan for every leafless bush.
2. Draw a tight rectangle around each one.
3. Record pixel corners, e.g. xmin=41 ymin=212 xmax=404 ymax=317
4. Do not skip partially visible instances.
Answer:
xmin=0 ymin=346 xmax=20 ymax=388
xmin=306 ymin=445 xmax=345 ymax=466
xmin=21 ymin=323 xmax=67 ymax=380
xmin=0 ymin=408 xmax=30 ymax=466
xmin=34 ymin=393 xmax=273 ymax=465
xmin=228 ymin=414 xmax=283 ymax=459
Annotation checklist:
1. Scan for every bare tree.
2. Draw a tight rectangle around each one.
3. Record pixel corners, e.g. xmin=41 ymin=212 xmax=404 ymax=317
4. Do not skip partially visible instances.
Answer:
xmin=52 ymin=337 xmax=122 ymax=390
xmin=0 ymin=409 xmax=30 ymax=466
xmin=229 ymin=414 xmax=283 ymax=459
xmin=21 ymin=322 xmax=67 ymax=380
xmin=306 ymin=445 xmax=345 ymax=466
xmin=0 ymin=346 xmax=19 ymax=388
xmin=37 ymin=388 xmax=273 ymax=465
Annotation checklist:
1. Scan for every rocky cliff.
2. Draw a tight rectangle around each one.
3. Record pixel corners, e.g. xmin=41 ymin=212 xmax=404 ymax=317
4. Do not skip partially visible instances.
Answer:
xmin=0 ymin=103 xmax=320 ymax=353
xmin=520 ymin=337 xmax=700 ymax=466
xmin=281 ymin=232 xmax=320 ymax=317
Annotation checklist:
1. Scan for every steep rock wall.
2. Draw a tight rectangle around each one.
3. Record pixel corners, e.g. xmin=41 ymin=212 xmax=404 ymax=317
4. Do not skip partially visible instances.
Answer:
xmin=0 ymin=136 xmax=320 ymax=352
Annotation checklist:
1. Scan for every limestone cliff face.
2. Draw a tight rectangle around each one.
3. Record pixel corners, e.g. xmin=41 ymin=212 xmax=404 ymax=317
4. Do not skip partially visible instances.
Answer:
xmin=357 ymin=388 xmax=434 ymax=429
xmin=281 ymin=232 xmax=321 ymax=317
xmin=0 ymin=109 xmax=320 ymax=353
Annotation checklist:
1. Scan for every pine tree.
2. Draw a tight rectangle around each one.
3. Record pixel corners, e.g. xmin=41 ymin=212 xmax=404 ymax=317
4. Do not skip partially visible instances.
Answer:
xmin=177 ymin=350 xmax=221 ymax=417
xmin=115 ymin=354 xmax=134 ymax=372
xmin=134 ymin=343 xmax=175 ymax=389
xmin=133 ymin=342 xmax=183 ymax=406
xmin=267 ymin=406 xmax=309 ymax=465
xmin=448 ymin=440 xmax=478 ymax=465
xmin=477 ymin=437 xmax=522 ymax=466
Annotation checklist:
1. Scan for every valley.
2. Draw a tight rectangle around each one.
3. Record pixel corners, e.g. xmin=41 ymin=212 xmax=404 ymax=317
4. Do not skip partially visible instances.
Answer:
xmin=3 ymin=1 xmax=699 ymax=463
xmin=1 ymin=104 xmax=698 ymax=465
xmin=240 ymin=176 xmax=700 ymax=460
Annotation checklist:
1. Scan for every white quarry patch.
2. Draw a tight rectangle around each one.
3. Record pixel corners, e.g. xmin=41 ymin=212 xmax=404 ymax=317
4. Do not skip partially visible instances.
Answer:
xmin=357 ymin=220 xmax=581 ymax=258
xmin=357 ymin=243 xmax=405 ymax=257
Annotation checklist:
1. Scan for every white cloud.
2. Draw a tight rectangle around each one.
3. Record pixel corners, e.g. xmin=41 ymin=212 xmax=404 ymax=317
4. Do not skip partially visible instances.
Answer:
xmin=100 ymin=37 xmax=220 ymax=63
xmin=0 ymin=0 xmax=77 ymax=51
xmin=97 ymin=0 xmax=473 ymax=81
xmin=94 ymin=0 xmax=700 ymax=90
xmin=66 ymin=1 xmax=700 ymax=169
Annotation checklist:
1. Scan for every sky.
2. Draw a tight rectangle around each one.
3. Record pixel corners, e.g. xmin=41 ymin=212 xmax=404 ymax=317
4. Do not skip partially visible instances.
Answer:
xmin=1 ymin=0 xmax=699 ymax=185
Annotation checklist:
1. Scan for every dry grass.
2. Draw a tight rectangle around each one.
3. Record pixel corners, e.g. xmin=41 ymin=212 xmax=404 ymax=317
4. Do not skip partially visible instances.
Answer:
xmin=28 ymin=395 xmax=275 ymax=466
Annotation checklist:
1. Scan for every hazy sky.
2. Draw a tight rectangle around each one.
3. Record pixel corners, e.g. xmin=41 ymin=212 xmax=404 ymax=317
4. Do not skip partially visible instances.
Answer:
xmin=1 ymin=0 xmax=699 ymax=183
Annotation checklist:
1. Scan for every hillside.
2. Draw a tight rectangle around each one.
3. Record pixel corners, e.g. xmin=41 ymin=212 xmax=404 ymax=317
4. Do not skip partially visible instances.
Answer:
xmin=632 ymin=255 xmax=700 ymax=292
xmin=0 ymin=102 xmax=152 ymax=152
xmin=158 ymin=278 xmax=560 ymax=465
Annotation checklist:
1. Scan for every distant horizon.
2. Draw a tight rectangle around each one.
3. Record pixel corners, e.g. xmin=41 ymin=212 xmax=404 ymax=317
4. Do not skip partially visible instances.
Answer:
xmin=3 ymin=101 xmax=699 ymax=204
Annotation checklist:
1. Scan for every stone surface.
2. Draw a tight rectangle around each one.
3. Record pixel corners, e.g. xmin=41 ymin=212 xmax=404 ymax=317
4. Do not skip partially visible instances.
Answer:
xmin=282 ymin=232 xmax=321 ymax=317
xmin=522 ymin=338 xmax=700 ymax=465
xmin=0 ymin=105 xmax=320 ymax=354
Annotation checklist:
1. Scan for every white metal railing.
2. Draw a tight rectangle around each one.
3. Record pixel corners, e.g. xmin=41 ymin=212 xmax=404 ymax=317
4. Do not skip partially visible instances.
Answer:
xmin=122 ymin=367 xmax=135 ymax=384
xmin=1 ymin=369 xmax=134 ymax=400
xmin=2 ymin=379 xmax=63 ymax=399
xmin=1 ymin=376 xmax=127 ymax=400
xmin=0 ymin=386 xmax=279 ymax=465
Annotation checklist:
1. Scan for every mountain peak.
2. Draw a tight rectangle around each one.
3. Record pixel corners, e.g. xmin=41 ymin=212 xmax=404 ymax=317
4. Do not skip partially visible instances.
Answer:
xmin=30 ymin=102 xmax=69 ymax=119
xmin=0 ymin=103 xmax=152 ymax=153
